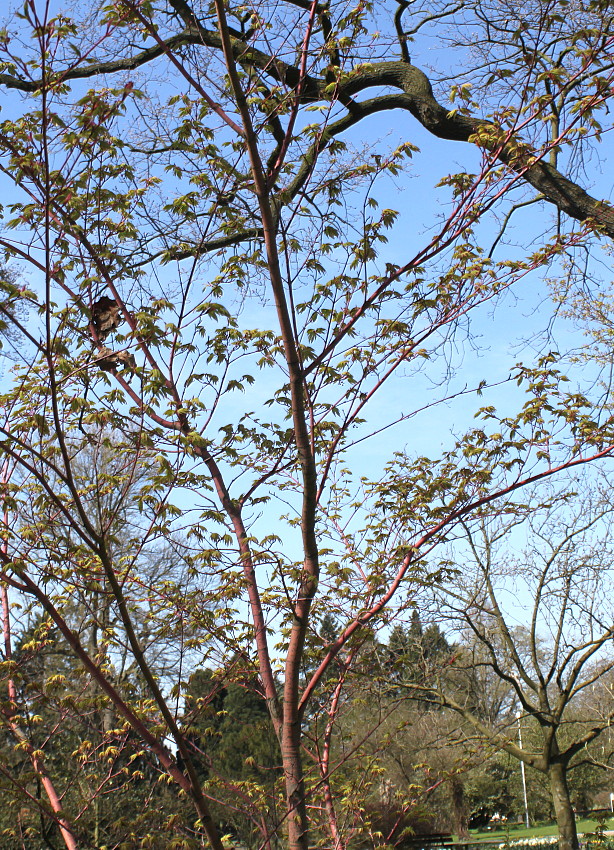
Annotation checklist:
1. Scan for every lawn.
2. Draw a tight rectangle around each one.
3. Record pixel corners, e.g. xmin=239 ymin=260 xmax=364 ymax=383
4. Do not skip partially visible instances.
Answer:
xmin=464 ymin=817 xmax=614 ymax=844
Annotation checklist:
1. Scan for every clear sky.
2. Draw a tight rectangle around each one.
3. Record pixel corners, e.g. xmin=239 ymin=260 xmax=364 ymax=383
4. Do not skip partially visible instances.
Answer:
xmin=1 ymin=0 xmax=613 ymax=647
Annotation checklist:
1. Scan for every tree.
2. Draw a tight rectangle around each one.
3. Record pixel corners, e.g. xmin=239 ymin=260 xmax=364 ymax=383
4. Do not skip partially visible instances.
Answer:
xmin=0 ymin=612 xmax=184 ymax=849
xmin=183 ymin=668 xmax=282 ymax=848
xmin=0 ymin=438 xmax=204 ymax=849
xmin=0 ymin=0 xmax=613 ymax=847
xmin=0 ymin=264 xmax=27 ymax=357
xmin=402 ymin=483 xmax=614 ymax=850
xmin=364 ymin=619 xmax=504 ymax=842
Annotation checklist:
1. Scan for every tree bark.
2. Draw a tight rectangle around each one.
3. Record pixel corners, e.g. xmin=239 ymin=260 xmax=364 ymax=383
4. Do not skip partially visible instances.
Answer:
xmin=548 ymin=762 xmax=579 ymax=850
xmin=451 ymin=777 xmax=470 ymax=840
xmin=210 ymin=3 xmax=317 ymax=846
xmin=281 ymin=719 xmax=310 ymax=850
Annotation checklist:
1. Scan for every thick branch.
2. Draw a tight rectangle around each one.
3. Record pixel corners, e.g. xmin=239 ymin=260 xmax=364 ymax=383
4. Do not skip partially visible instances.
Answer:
xmin=0 ymin=32 xmax=200 ymax=91
xmin=2 ymin=21 xmax=611 ymax=238
xmin=401 ymin=683 xmax=548 ymax=772
xmin=337 ymin=61 xmax=614 ymax=237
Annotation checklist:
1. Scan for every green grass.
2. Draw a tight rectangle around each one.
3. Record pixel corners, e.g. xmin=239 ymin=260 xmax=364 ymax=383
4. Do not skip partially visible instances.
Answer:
xmin=461 ymin=817 xmax=614 ymax=844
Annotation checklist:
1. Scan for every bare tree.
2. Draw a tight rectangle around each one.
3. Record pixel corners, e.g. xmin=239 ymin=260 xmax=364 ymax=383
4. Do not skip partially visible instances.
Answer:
xmin=407 ymin=482 xmax=614 ymax=850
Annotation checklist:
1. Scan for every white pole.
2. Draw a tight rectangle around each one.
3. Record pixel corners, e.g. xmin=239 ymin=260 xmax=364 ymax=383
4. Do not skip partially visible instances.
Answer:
xmin=517 ymin=710 xmax=530 ymax=829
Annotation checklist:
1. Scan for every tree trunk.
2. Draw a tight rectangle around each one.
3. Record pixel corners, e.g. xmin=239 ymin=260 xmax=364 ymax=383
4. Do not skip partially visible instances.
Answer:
xmin=282 ymin=717 xmax=310 ymax=850
xmin=451 ymin=777 xmax=470 ymax=840
xmin=548 ymin=762 xmax=579 ymax=850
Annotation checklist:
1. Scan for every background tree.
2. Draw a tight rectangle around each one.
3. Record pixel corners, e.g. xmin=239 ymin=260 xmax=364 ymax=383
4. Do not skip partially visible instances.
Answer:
xmin=183 ymin=668 xmax=282 ymax=849
xmin=0 ymin=264 xmax=27 ymax=357
xmin=394 ymin=482 xmax=614 ymax=850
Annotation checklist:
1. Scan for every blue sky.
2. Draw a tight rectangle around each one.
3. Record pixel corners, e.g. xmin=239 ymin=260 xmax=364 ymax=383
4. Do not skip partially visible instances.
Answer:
xmin=1 ymin=0 xmax=614 ymax=648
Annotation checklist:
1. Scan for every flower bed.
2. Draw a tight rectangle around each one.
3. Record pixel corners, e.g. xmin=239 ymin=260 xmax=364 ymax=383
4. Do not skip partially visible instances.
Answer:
xmin=499 ymin=838 xmax=559 ymax=850
xmin=498 ymin=838 xmax=614 ymax=850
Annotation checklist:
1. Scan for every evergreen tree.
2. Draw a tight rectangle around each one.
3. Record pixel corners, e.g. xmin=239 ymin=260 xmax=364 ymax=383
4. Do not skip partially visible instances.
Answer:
xmin=184 ymin=670 xmax=282 ymax=848
xmin=387 ymin=614 xmax=451 ymax=694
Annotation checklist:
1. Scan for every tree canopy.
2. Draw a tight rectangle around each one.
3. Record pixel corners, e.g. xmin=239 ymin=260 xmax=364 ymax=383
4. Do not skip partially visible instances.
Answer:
xmin=0 ymin=0 xmax=613 ymax=847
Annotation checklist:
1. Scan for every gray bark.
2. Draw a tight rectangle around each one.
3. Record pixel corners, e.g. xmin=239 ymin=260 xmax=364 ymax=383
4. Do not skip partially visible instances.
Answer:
xmin=548 ymin=762 xmax=580 ymax=850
